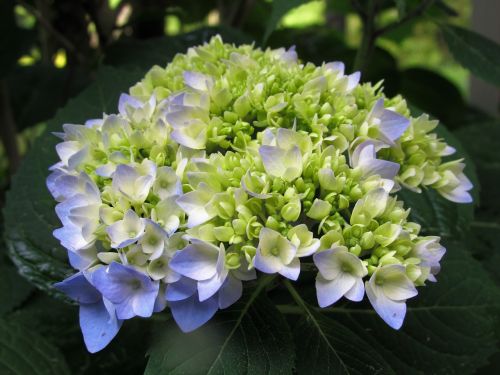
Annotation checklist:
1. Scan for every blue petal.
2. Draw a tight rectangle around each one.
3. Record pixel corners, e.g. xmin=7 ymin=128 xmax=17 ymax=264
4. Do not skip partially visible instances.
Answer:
xmin=68 ymin=249 xmax=97 ymax=271
xmin=54 ymin=272 xmax=100 ymax=304
xmin=165 ymin=277 xmax=197 ymax=302
xmin=169 ymin=294 xmax=218 ymax=333
xmin=218 ymin=275 xmax=242 ymax=309
xmin=79 ymin=300 xmax=122 ymax=353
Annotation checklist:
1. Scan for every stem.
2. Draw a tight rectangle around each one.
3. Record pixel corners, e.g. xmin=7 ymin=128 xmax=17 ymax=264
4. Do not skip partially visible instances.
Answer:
xmin=283 ymin=279 xmax=310 ymax=312
xmin=375 ymin=0 xmax=436 ymax=37
xmin=0 ymin=80 xmax=21 ymax=176
xmin=352 ymin=0 xmax=377 ymax=73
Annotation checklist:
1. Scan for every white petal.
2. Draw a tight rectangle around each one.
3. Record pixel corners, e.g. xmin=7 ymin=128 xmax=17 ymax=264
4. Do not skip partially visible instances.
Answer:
xmin=344 ymin=277 xmax=365 ymax=302
xmin=278 ymin=257 xmax=301 ymax=280
xmin=366 ymin=280 xmax=407 ymax=329
xmin=378 ymin=109 xmax=410 ymax=144
xmin=316 ymin=273 xmax=355 ymax=307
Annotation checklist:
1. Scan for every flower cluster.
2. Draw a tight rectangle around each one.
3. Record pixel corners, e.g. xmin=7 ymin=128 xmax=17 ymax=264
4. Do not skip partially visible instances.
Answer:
xmin=48 ymin=36 xmax=472 ymax=352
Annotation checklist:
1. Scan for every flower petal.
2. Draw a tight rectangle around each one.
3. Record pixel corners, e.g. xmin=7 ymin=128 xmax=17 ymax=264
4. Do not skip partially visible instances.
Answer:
xmin=169 ymin=294 xmax=218 ymax=333
xmin=79 ymin=300 xmax=122 ymax=353
xmin=169 ymin=240 xmax=219 ymax=280
xmin=315 ymin=272 xmax=356 ymax=308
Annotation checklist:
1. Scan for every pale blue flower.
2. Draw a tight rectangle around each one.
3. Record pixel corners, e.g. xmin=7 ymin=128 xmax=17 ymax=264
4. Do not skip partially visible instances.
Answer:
xmin=106 ymin=209 xmax=146 ymax=249
xmin=254 ymin=228 xmax=301 ymax=280
xmin=351 ymin=140 xmax=400 ymax=186
xmin=314 ymin=246 xmax=367 ymax=307
xmin=111 ymin=159 xmax=156 ymax=203
xmin=365 ymin=264 xmax=418 ymax=329
xmin=410 ymin=237 xmax=446 ymax=282
xmin=55 ymin=272 xmax=122 ymax=353
xmin=367 ymin=99 xmax=410 ymax=145
xmin=93 ymin=262 xmax=160 ymax=320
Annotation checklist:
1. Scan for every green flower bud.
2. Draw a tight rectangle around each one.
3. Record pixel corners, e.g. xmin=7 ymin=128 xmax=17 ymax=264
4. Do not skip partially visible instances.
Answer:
xmin=281 ymin=198 xmax=301 ymax=222
xmin=360 ymin=231 xmax=375 ymax=249
xmin=225 ymin=252 xmax=241 ymax=269
xmin=214 ymin=226 xmax=235 ymax=242
xmin=307 ymin=199 xmax=332 ymax=220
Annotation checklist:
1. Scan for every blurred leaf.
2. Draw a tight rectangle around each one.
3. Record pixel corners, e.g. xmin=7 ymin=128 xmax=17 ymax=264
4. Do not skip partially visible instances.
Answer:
xmin=145 ymin=277 xmax=294 ymax=375
xmin=9 ymin=293 xmax=150 ymax=375
xmin=399 ymin=68 xmax=467 ymax=128
xmin=3 ymin=67 xmax=144 ymax=298
xmin=0 ymin=318 xmax=70 ymax=375
xmin=0 ymin=263 xmax=33 ymax=316
xmin=394 ymin=0 xmax=406 ymax=18
xmin=262 ymin=0 xmax=309 ymax=45
xmin=7 ymin=65 xmax=89 ymax=131
xmin=0 ymin=0 xmax=34 ymax=77
xmin=455 ymin=120 xmax=500 ymax=218
xmin=441 ymin=24 xmax=500 ymax=87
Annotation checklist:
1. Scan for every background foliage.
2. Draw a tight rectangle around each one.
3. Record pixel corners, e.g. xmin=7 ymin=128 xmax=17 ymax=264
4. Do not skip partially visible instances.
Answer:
xmin=1 ymin=0 xmax=499 ymax=374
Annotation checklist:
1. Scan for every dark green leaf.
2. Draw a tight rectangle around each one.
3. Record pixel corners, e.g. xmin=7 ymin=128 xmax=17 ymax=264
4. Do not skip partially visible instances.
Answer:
xmin=393 ymin=0 xmax=406 ymax=18
xmin=455 ymin=120 xmax=500 ymax=218
xmin=284 ymin=281 xmax=393 ymax=374
xmin=262 ymin=0 xmax=309 ymax=45
xmin=9 ymin=293 xmax=150 ymax=375
xmin=441 ymin=24 xmax=500 ymax=87
xmin=145 ymin=276 xmax=294 ymax=375
xmin=329 ymin=240 xmax=500 ymax=374
xmin=400 ymin=68 xmax=467 ymax=128
xmin=0 ymin=318 xmax=70 ymax=375
xmin=3 ymin=66 xmax=145 ymax=297
xmin=0 ymin=263 xmax=33 ymax=316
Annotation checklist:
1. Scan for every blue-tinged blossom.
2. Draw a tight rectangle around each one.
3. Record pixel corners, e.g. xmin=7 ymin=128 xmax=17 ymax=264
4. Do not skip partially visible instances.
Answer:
xmin=47 ymin=35 xmax=470 ymax=351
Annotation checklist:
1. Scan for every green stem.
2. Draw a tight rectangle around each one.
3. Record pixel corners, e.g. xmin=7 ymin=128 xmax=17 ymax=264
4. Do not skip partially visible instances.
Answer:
xmin=352 ymin=0 xmax=377 ymax=73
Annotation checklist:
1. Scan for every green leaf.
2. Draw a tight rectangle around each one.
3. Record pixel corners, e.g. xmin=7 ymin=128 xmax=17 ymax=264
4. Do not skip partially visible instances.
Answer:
xmin=441 ymin=24 xmax=500 ymax=87
xmin=262 ymin=0 xmax=309 ymax=46
xmin=399 ymin=188 xmax=473 ymax=238
xmin=145 ymin=276 xmax=295 ymax=375
xmin=285 ymin=239 xmax=500 ymax=374
xmin=0 ymin=263 xmax=33 ymax=316
xmin=400 ymin=68 xmax=467 ymax=128
xmin=283 ymin=281 xmax=394 ymax=374
xmin=0 ymin=318 xmax=70 ymax=375
xmin=393 ymin=0 xmax=406 ymax=18
xmin=332 ymin=241 xmax=500 ymax=374
xmin=3 ymin=66 xmax=145 ymax=297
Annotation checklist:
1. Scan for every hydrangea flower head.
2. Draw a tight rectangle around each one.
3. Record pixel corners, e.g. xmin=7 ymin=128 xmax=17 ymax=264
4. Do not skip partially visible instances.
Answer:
xmin=48 ymin=36 xmax=472 ymax=352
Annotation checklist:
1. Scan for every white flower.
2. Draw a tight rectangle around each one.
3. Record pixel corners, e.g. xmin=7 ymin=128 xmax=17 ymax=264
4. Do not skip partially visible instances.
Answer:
xmin=112 ymin=159 xmax=156 ymax=204
xmin=350 ymin=140 xmax=399 ymax=190
xmin=435 ymin=161 xmax=473 ymax=203
xmin=314 ymin=246 xmax=368 ymax=307
xmin=152 ymin=166 xmax=182 ymax=200
xmin=365 ymin=264 xmax=418 ymax=329
xmin=366 ymin=99 xmax=410 ymax=145
xmin=259 ymin=145 xmax=303 ymax=182
xmin=166 ymin=91 xmax=210 ymax=149
xmin=106 ymin=209 xmax=146 ymax=249
xmin=52 ymin=175 xmax=101 ymax=252
xmin=324 ymin=61 xmax=360 ymax=92
xmin=411 ymin=236 xmax=446 ymax=282
xmin=175 ymin=183 xmax=217 ymax=228
xmin=254 ymin=228 xmax=300 ymax=280
xmin=139 ymin=219 xmax=169 ymax=259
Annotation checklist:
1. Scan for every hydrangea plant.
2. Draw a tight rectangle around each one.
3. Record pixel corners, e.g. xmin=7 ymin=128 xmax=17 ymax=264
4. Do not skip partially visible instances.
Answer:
xmin=47 ymin=36 xmax=472 ymax=353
